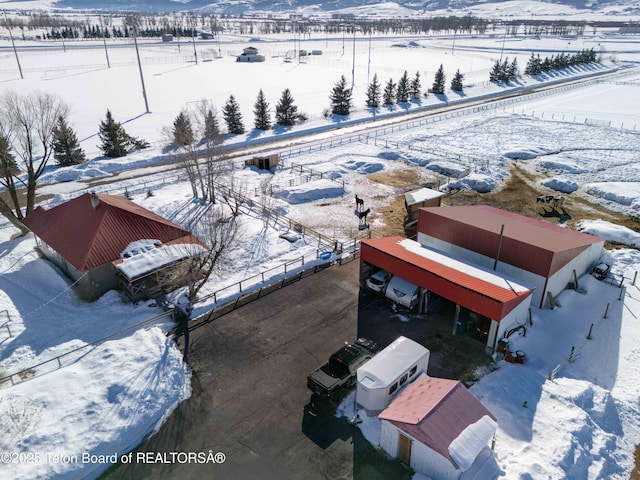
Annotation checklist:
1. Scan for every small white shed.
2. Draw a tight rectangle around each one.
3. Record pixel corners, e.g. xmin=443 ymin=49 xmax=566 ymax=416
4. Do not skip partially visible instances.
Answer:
xmin=356 ymin=336 xmax=429 ymax=415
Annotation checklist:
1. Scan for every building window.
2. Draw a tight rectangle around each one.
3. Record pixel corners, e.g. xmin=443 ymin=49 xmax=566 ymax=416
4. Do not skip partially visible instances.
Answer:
xmin=389 ymin=382 xmax=398 ymax=395
xmin=409 ymin=365 xmax=417 ymax=377
xmin=399 ymin=373 xmax=408 ymax=386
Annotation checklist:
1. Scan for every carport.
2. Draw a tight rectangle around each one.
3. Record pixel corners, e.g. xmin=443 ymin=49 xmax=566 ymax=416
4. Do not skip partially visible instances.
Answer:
xmin=360 ymin=236 xmax=533 ymax=351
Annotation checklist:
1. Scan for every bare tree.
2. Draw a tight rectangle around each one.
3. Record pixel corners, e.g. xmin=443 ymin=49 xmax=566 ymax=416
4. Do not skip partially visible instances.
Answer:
xmin=0 ymin=90 xmax=69 ymax=220
xmin=155 ymin=205 xmax=239 ymax=303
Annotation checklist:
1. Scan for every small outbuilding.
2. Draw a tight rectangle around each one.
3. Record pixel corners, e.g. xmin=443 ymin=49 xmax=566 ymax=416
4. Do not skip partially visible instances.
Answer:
xmin=245 ymin=153 xmax=280 ymax=170
xmin=379 ymin=374 xmax=497 ymax=480
xmin=236 ymin=46 xmax=265 ymax=62
xmin=356 ymin=336 xmax=430 ymax=415
xmin=404 ymin=187 xmax=444 ymax=237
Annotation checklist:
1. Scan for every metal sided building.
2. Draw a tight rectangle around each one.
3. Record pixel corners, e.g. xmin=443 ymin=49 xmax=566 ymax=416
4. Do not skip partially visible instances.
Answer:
xmin=360 ymin=237 xmax=533 ymax=352
xmin=416 ymin=206 xmax=605 ymax=308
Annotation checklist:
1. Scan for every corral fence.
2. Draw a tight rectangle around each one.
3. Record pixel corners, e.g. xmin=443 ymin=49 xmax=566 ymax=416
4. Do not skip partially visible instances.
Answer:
xmin=0 ymin=311 xmax=173 ymax=388
xmin=547 ymin=271 xmax=630 ymax=381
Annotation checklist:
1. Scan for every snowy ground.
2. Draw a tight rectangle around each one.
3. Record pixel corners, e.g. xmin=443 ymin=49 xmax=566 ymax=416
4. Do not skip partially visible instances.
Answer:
xmin=0 ymin=21 xmax=639 ymax=480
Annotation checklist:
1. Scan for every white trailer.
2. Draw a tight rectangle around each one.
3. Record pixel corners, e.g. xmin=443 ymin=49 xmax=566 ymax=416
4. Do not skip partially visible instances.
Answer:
xmin=385 ymin=275 xmax=421 ymax=309
xmin=356 ymin=336 xmax=430 ymax=415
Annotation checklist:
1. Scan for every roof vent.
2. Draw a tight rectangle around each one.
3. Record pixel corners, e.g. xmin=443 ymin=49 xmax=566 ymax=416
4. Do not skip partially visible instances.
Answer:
xmin=90 ymin=192 xmax=100 ymax=209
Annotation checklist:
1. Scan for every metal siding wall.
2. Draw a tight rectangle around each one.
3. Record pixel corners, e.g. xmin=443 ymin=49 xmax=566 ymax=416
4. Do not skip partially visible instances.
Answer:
xmin=418 ymin=234 xmax=546 ymax=307
xmin=411 ymin=440 xmax=461 ymax=480
xmin=497 ymin=298 xmax=533 ymax=344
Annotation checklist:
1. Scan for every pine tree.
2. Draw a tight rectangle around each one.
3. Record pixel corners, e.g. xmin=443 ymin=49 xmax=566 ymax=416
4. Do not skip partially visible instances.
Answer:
xmin=409 ymin=71 xmax=422 ymax=100
xmin=365 ymin=74 xmax=381 ymax=108
xmin=203 ymin=109 xmax=222 ymax=145
xmin=432 ymin=64 xmax=446 ymax=94
xmin=52 ymin=116 xmax=85 ymax=166
xmin=383 ymin=78 xmax=396 ymax=105
xmin=396 ymin=70 xmax=410 ymax=103
xmin=172 ymin=111 xmax=194 ymax=146
xmin=450 ymin=70 xmax=464 ymax=92
xmin=222 ymin=95 xmax=245 ymax=135
xmin=489 ymin=60 xmax=501 ymax=82
xmin=508 ymin=58 xmax=519 ymax=80
xmin=98 ymin=109 xmax=149 ymax=158
xmin=275 ymin=88 xmax=298 ymax=126
xmin=329 ymin=75 xmax=352 ymax=116
xmin=253 ymin=89 xmax=271 ymax=130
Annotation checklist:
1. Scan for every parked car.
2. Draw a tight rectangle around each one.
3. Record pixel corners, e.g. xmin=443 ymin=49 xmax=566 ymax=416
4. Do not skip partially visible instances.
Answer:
xmin=366 ymin=269 xmax=391 ymax=292
xmin=592 ymin=262 xmax=610 ymax=281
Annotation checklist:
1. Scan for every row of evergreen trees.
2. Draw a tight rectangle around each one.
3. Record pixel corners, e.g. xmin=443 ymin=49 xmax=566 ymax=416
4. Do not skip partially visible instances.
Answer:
xmin=489 ymin=58 xmax=520 ymax=83
xmin=48 ymin=110 xmax=151 ymax=166
xmin=44 ymin=25 xmax=200 ymax=40
xmin=524 ymin=48 xmax=598 ymax=75
xmin=53 ymin=66 xmax=472 ymax=165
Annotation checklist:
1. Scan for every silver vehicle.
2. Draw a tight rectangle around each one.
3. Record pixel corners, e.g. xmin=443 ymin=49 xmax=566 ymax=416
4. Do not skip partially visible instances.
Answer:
xmin=366 ymin=269 xmax=391 ymax=292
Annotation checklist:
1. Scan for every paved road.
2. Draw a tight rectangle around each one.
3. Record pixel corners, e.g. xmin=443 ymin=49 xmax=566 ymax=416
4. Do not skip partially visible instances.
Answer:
xmin=101 ymin=259 xmax=411 ymax=480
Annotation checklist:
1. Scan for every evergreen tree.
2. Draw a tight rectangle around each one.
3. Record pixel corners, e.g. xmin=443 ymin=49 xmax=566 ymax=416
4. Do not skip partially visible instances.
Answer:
xmin=489 ymin=60 xmax=502 ymax=82
xmin=396 ymin=70 xmax=410 ymax=103
xmin=275 ymin=88 xmax=298 ymax=126
xmin=409 ymin=71 xmax=422 ymax=100
xmin=98 ymin=109 xmax=149 ymax=158
xmin=383 ymin=78 xmax=396 ymax=105
xmin=432 ymin=64 xmax=446 ymax=94
xmin=203 ymin=109 xmax=222 ymax=145
xmin=52 ymin=116 xmax=85 ymax=166
xmin=365 ymin=73 xmax=381 ymax=108
xmin=172 ymin=111 xmax=194 ymax=146
xmin=222 ymin=95 xmax=245 ymax=134
xmin=508 ymin=58 xmax=519 ymax=80
xmin=329 ymin=75 xmax=352 ymax=116
xmin=524 ymin=53 xmax=541 ymax=75
xmin=450 ymin=70 xmax=464 ymax=92
xmin=253 ymin=89 xmax=271 ymax=130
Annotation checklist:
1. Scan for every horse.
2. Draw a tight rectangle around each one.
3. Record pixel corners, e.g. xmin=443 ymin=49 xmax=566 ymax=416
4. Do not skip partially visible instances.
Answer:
xmin=355 ymin=194 xmax=364 ymax=211
xmin=551 ymin=196 xmax=565 ymax=209
xmin=358 ymin=207 xmax=370 ymax=221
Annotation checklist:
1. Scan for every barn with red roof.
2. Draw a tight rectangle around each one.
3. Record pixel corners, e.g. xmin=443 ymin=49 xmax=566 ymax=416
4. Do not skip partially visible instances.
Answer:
xmin=23 ymin=192 xmax=206 ymax=300
xmin=417 ymin=205 xmax=604 ymax=308
xmin=360 ymin=205 xmax=604 ymax=351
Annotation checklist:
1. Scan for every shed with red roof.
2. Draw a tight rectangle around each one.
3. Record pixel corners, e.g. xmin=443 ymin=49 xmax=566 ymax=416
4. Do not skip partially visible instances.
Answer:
xmin=379 ymin=374 xmax=497 ymax=480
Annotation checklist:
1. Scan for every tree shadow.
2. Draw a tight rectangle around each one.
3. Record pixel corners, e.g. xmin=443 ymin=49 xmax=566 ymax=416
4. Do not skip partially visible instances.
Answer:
xmin=272 ymin=124 xmax=294 ymax=134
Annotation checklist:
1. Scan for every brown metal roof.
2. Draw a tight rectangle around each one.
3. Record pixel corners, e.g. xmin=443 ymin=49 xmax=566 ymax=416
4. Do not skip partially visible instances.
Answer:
xmin=23 ymin=193 xmax=203 ymax=271
xmin=379 ymin=375 xmax=496 ymax=468
xmin=418 ymin=206 xmax=604 ymax=277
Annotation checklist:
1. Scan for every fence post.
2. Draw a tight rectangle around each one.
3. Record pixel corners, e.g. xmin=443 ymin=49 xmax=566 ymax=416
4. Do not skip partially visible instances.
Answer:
xmin=587 ymin=323 xmax=594 ymax=339
xmin=618 ymin=286 xmax=625 ymax=301
xmin=603 ymin=303 xmax=609 ymax=319
xmin=568 ymin=346 xmax=575 ymax=363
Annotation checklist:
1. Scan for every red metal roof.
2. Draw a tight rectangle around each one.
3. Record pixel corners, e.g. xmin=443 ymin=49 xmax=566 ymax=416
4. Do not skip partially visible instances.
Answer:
xmin=379 ymin=375 xmax=496 ymax=468
xmin=418 ymin=206 xmax=604 ymax=277
xmin=361 ymin=237 xmax=532 ymax=321
xmin=23 ymin=193 xmax=203 ymax=271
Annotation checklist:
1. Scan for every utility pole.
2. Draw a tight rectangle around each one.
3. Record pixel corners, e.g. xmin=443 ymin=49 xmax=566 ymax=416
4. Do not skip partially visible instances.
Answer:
xmin=4 ymin=11 xmax=23 ymax=79
xmin=101 ymin=15 xmax=111 ymax=68
xmin=130 ymin=18 xmax=150 ymax=114
xmin=351 ymin=26 xmax=356 ymax=91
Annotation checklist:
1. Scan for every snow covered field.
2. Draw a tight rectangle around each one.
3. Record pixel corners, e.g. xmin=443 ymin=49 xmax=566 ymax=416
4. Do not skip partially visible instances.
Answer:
xmin=0 ymin=16 xmax=639 ymax=480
